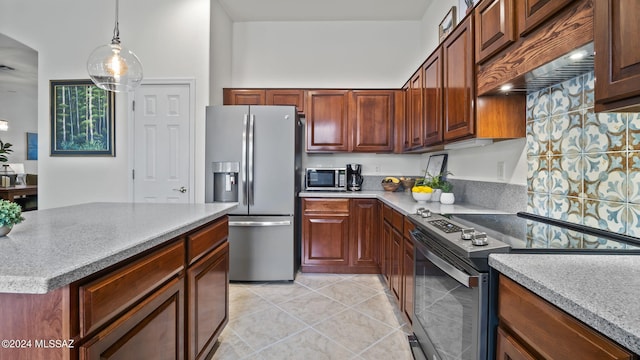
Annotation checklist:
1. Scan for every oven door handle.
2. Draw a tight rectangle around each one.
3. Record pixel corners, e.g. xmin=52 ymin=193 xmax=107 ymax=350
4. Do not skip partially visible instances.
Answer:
xmin=421 ymin=244 xmax=479 ymax=288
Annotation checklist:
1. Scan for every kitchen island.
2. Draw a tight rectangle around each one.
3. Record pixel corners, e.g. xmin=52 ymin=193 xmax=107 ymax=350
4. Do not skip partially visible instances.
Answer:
xmin=0 ymin=202 xmax=237 ymax=360
xmin=490 ymin=253 xmax=640 ymax=357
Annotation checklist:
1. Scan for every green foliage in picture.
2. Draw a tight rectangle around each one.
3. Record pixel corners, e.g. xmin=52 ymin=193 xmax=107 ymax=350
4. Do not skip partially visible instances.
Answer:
xmin=50 ymin=79 xmax=115 ymax=156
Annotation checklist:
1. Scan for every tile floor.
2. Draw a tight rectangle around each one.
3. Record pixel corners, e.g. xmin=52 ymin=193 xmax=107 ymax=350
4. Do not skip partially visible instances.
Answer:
xmin=212 ymin=273 xmax=414 ymax=360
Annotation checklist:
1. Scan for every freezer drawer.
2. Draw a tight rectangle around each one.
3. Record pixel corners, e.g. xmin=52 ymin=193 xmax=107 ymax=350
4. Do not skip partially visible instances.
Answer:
xmin=228 ymin=216 xmax=295 ymax=281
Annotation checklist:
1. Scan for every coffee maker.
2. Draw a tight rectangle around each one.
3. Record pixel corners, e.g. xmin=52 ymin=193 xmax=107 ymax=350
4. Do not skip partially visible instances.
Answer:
xmin=346 ymin=163 xmax=363 ymax=191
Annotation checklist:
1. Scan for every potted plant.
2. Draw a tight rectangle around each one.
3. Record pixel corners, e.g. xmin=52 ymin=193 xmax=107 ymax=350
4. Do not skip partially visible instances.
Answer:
xmin=440 ymin=180 xmax=455 ymax=204
xmin=0 ymin=199 xmax=24 ymax=236
xmin=424 ymin=171 xmax=452 ymax=202
xmin=0 ymin=140 xmax=15 ymax=186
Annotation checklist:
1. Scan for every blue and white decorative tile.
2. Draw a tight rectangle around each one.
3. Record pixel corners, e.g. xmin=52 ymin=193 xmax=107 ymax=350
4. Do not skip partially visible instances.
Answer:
xmin=527 ymin=156 xmax=549 ymax=193
xmin=525 ymin=221 xmax=549 ymax=248
xmin=549 ymin=154 xmax=582 ymax=197
xmin=550 ymin=75 xmax=583 ymax=115
xmin=549 ymin=227 xmax=583 ymax=249
xmin=627 ymin=151 xmax=640 ymax=204
xmin=583 ymin=109 xmax=626 ymax=153
xmin=526 ymin=89 xmax=550 ymax=122
xmin=626 ymin=204 xmax=640 ymax=238
xmin=627 ymin=113 xmax=640 ymax=150
xmin=583 ymin=234 xmax=627 ymax=249
xmin=583 ymin=71 xmax=595 ymax=109
xmin=583 ymin=199 xmax=627 ymax=234
xmin=526 ymin=118 xmax=549 ymax=156
xmin=549 ymin=195 xmax=582 ymax=224
xmin=549 ymin=112 xmax=583 ymax=155
xmin=583 ymin=153 xmax=626 ymax=201
xmin=527 ymin=192 xmax=549 ymax=217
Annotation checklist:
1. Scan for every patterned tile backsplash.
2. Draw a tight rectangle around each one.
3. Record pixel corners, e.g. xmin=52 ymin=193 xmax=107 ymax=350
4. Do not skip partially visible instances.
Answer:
xmin=527 ymin=71 xmax=640 ymax=238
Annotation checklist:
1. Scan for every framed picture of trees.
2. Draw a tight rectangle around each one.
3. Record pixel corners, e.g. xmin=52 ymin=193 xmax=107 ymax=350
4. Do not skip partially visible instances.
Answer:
xmin=50 ymin=79 xmax=115 ymax=156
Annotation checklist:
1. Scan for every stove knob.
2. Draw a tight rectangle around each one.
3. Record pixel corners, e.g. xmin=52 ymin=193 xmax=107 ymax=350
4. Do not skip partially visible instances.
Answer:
xmin=416 ymin=207 xmax=425 ymax=215
xmin=471 ymin=232 xmax=488 ymax=246
xmin=421 ymin=210 xmax=432 ymax=218
xmin=461 ymin=228 xmax=475 ymax=240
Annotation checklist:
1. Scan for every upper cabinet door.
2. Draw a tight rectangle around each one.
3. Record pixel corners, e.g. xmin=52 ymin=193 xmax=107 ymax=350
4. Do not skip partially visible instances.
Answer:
xmin=223 ymin=89 xmax=266 ymax=105
xmin=518 ymin=0 xmax=576 ymax=36
xmin=443 ymin=16 xmax=476 ymax=141
xmin=408 ymin=69 xmax=424 ymax=149
xmin=422 ymin=48 xmax=443 ymax=147
xmin=266 ymin=89 xmax=305 ymax=114
xmin=475 ymin=0 xmax=516 ymax=63
xmin=595 ymin=0 xmax=640 ymax=112
xmin=349 ymin=90 xmax=396 ymax=153
xmin=306 ymin=90 xmax=350 ymax=152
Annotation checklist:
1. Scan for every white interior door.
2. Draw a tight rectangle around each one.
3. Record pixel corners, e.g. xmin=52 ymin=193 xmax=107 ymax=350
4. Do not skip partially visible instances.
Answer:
xmin=132 ymin=82 xmax=192 ymax=203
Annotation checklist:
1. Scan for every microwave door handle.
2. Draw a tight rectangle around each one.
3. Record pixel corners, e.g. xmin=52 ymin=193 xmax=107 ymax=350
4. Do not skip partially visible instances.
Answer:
xmin=248 ymin=114 xmax=255 ymax=205
xmin=241 ymin=114 xmax=248 ymax=205
xmin=412 ymin=233 xmax=479 ymax=288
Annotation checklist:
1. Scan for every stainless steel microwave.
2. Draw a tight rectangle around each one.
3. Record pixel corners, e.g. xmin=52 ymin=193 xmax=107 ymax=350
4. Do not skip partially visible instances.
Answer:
xmin=305 ymin=168 xmax=347 ymax=191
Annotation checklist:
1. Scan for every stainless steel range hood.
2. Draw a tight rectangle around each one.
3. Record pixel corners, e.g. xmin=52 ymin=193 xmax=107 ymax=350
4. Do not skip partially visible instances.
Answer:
xmin=501 ymin=42 xmax=594 ymax=94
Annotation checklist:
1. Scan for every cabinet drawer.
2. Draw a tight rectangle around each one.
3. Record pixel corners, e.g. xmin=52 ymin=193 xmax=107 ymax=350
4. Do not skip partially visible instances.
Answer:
xmin=403 ymin=217 xmax=415 ymax=239
xmin=79 ymin=241 xmax=184 ymax=337
xmin=303 ymin=198 xmax=350 ymax=213
xmin=498 ymin=275 xmax=633 ymax=360
xmin=382 ymin=204 xmax=393 ymax=222
xmin=187 ymin=217 xmax=228 ymax=265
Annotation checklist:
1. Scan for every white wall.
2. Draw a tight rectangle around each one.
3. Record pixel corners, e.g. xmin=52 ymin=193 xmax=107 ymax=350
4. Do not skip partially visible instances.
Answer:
xmin=210 ymin=0 xmax=233 ymax=105
xmin=231 ymin=21 xmax=422 ymax=88
xmin=0 ymin=0 xmax=210 ymax=209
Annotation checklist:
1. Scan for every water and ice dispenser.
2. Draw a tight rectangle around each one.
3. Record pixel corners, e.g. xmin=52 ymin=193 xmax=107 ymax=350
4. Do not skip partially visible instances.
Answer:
xmin=212 ymin=161 xmax=239 ymax=202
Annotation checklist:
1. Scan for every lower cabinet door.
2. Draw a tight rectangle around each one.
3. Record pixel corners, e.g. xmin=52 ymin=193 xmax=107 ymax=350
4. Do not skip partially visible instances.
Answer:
xmin=80 ymin=277 xmax=184 ymax=360
xmin=496 ymin=326 xmax=537 ymax=360
xmin=187 ymin=241 xmax=229 ymax=360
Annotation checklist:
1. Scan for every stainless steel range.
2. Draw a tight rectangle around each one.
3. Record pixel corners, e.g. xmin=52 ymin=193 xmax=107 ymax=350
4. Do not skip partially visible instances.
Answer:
xmin=407 ymin=210 xmax=640 ymax=360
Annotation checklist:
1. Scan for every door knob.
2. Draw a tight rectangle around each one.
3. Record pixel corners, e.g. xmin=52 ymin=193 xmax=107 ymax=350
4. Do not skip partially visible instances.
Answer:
xmin=173 ymin=186 xmax=187 ymax=193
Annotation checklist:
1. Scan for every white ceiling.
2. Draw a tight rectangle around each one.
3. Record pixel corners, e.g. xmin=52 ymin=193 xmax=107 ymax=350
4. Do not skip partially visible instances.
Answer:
xmin=217 ymin=0 xmax=433 ymax=21
xmin=0 ymin=33 xmax=37 ymax=91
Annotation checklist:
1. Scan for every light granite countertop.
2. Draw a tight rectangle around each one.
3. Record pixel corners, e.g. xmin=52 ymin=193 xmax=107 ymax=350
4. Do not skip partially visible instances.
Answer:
xmin=299 ymin=190 xmax=511 ymax=216
xmin=0 ymin=202 xmax=237 ymax=294
xmin=489 ymin=254 xmax=640 ymax=355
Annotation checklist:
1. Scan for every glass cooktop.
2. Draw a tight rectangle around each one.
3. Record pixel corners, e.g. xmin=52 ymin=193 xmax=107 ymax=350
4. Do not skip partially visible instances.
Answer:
xmin=440 ymin=212 xmax=640 ymax=253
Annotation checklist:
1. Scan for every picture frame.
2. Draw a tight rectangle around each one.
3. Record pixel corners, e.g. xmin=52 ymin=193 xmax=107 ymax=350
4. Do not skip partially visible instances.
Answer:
xmin=425 ymin=154 xmax=448 ymax=179
xmin=26 ymin=132 xmax=37 ymax=160
xmin=439 ymin=6 xmax=457 ymax=43
xmin=458 ymin=0 xmax=479 ymax=22
xmin=50 ymin=79 xmax=115 ymax=156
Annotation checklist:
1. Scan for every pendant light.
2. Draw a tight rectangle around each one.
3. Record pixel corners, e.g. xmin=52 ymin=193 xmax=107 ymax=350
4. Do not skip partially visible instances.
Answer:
xmin=87 ymin=0 xmax=143 ymax=92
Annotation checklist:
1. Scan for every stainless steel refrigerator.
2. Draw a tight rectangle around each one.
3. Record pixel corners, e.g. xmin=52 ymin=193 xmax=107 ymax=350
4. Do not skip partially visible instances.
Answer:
xmin=205 ymin=105 xmax=301 ymax=281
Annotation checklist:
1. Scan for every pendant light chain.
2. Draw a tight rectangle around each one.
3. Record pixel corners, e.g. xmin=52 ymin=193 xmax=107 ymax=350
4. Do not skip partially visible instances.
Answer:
xmin=112 ymin=0 xmax=120 ymax=45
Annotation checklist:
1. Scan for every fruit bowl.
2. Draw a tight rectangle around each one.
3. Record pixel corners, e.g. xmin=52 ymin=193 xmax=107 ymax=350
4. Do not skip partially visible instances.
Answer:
xmin=381 ymin=182 xmax=400 ymax=192
xmin=412 ymin=191 xmax=432 ymax=203
xmin=400 ymin=178 xmax=416 ymax=191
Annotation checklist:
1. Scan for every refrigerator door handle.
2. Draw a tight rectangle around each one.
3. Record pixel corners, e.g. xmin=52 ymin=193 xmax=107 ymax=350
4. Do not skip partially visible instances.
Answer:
xmin=241 ymin=114 xmax=248 ymax=205
xmin=229 ymin=220 xmax=292 ymax=227
xmin=248 ymin=114 xmax=255 ymax=205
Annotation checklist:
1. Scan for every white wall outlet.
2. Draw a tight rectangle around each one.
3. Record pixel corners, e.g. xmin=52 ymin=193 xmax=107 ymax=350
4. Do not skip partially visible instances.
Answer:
xmin=497 ymin=161 xmax=506 ymax=180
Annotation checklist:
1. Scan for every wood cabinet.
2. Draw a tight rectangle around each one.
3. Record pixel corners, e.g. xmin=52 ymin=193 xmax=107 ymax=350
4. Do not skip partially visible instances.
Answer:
xmin=306 ymin=90 xmax=350 ymax=152
xmin=594 ymin=0 xmax=640 ymax=112
xmin=406 ymin=69 xmax=424 ymax=150
xmin=302 ymin=198 xmax=350 ymax=270
xmin=475 ymin=0 xmax=516 ymax=64
xmin=265 ymin=89 xmax=305 ymax=113
xmin=381 ymin=211 xmax=392 ymax=286
xmin=187 ymin=241 xmax=229 ymax=360
xmin=80 ymin=277 xmax=185 ymax=360
xmin=422 ymin=49 xmax=444 ymax=147
xmin=497 ymin=274 xmax=635 ymax=360
xmin=0 ymin=216 xmax=231 ymax=360
xmin=302 ymin=198 xmax=381 ymax=273
xmin=390 ymin=227 xmax=403 ymax=303
xmin=402 ymin=218 xmax=415 ymax=325
xmin=349 ymin=90 xmax=398 ymax=152
xmin=443 ymin=16 xmax=476 ymax=141
xmin=518 ymin=0 xmax=576 ymax=36
xmin=223 ymin=89 xmax=266 ymax=105
xmin=349 ymin=199 xmax=379 ymax=269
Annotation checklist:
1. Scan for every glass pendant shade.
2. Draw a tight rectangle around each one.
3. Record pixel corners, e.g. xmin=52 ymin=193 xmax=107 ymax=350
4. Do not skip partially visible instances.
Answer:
xmin=87 ymin=0 xmax=143 ymax=92
xmin=87 ymin=41 xmax=143 ymax=92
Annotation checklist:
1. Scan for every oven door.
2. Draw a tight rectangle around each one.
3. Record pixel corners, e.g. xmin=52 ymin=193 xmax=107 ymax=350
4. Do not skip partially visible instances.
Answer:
xmin=411 ymin=230 xmax=489 ymax=360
